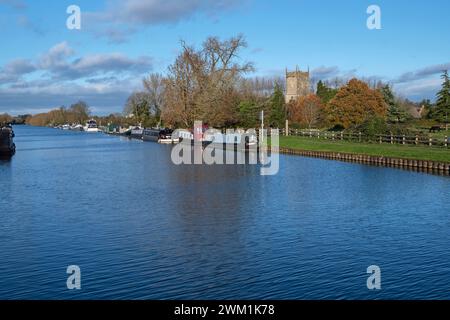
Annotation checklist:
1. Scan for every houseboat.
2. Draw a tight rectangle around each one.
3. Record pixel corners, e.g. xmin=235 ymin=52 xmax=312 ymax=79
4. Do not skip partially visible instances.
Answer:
xmin=142 ymin=128 xmax=178 ymax=144
xmin=176 ymin=127 xmax=257 ymax=150
xmin=0 ymin=124 xmax=16 ymax=156
xmin=130 ymin=126 xmax=144 ymax=139
xmin=207 ymin=131 xmax=258 ymax=151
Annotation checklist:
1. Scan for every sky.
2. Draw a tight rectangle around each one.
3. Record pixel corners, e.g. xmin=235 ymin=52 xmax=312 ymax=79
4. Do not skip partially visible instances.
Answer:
xmin=0 ymin=0 xmax=449 ymax=115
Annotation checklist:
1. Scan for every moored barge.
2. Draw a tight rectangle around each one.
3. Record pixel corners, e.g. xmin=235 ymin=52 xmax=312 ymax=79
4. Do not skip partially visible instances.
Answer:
xmin=143 ymin=128 xmax=178 ymax=144
xmin=0 ymin=124 xmax=16 ymax=156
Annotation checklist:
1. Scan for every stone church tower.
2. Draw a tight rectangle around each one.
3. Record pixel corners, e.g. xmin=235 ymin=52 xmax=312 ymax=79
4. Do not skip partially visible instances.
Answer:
xmin=285 ymin=66 xmax=310 ymax=103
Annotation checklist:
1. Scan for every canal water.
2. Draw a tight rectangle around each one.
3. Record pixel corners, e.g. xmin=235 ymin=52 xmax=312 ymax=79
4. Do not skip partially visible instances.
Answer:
xmin=0 ymin=126 xmax=449 ymax=299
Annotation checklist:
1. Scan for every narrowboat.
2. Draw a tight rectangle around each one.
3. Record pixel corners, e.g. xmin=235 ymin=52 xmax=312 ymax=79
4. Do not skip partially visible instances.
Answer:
xmin=0 ymin=124 xmax=16 ymax=156
xmin=143 ymin=128 xmax=178 ymax=144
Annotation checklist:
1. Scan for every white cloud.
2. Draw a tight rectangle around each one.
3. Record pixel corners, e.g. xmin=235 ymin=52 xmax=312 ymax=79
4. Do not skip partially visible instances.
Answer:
xmin=38 ymin=42 xmax=75 ymax=69
xmin=0 ymin=41 xmax=153 ymax=114
xmin=0 ymin=42 xmax=152 ymax=84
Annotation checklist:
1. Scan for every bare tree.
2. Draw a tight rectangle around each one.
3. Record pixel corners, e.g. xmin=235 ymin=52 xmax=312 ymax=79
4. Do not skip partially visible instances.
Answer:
xmin=69 ymin=101 xmax=90 ymax=124
xmin=143 ymin=73 xmax=165 ymax=118
xmin=239 ymin=76 xmax=284 ymax=99
xmin=290 ymin=94 xmax=323 ymax=129
xmin=162 ymin=35 xmax=254 ymax=128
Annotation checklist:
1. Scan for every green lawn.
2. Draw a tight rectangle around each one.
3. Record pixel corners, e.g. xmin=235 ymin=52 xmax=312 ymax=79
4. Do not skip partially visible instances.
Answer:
xmin=278 ymin=136 xmax=450 ymax=163
xmin=430 ymin=130 xmax=450 ymax=140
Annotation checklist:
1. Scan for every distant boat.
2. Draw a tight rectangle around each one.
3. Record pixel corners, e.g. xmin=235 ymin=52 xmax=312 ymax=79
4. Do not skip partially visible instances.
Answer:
xmin=130 ymin=126 xmax=144 ymax=139
xmin=70 ymin=124 xmax=84 ymax=131
xmin=176 ymin=127 xmax=257 ymax=150
xmin=208 ymin=131 xmax=258 ymax=151
xmin=143 ymin=128 xmax=178 ymax=144
xmin=0 ymin=124 xmax=16 ymax=156
xmin=62 ymin=124 xmax=71 ymax=130
xmin=84 ymin=120 xmax=100 ymax=133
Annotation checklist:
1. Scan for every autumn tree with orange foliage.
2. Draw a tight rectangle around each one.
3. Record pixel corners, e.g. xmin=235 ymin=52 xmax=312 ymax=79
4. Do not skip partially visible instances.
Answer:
xmin=289 ymin=94 xmax=323 ymax=129
xmin=325 ymin=78 xmax=387 ymax=128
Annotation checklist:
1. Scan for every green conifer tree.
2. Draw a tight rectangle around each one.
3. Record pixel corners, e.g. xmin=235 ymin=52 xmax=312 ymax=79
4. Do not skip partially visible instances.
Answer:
xmin=268 ymin=82 xmax=286 ymax=128
xmin=433 ymin=70 xmax=450 ymax=123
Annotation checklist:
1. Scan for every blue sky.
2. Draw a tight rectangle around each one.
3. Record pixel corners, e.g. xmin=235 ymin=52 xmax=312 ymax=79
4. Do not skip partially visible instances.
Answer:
xmin=0 ymin=0 xmax=449 ymax=115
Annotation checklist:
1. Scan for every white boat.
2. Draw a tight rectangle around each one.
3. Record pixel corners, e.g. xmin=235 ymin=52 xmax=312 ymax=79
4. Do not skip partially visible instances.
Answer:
xmin=71 ymin=124 xmax=84 ymax=131
xmin=208 ymin=131 xmax=258 ymax=150
xmin=84 ymin=119 xmax=100 ymax=133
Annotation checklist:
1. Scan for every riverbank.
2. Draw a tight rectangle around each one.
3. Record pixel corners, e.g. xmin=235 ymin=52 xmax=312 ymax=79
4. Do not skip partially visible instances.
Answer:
xmin=278 ymin=136 xmax=450 ymax=163
xmin=275 ymin=136 xmax=450 ymax=174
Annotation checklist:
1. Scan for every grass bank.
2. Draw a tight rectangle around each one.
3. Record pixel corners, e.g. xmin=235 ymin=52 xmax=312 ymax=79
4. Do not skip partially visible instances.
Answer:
xmin=278 ymin=136 xmax=450 ymax=163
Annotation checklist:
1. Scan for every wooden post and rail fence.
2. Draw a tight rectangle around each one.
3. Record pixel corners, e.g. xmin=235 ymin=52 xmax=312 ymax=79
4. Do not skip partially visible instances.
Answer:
xmin=279 ymin=128 xmax=449 ymax=149
xmin=253 ymin=125 xmax=450 ymax=175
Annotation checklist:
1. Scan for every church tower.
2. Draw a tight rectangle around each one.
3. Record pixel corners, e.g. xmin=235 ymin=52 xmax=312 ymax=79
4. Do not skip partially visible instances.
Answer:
xmin=285 ymin=66 xmax=310 ymax=103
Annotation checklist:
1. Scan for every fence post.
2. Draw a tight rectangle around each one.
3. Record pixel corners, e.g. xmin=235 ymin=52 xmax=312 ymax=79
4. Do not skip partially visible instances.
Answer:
xmin=317 ymin=131 xmax=320 ymax=139
xmin=445 ymin=136 xmax=448 ymax=148
xmin=309 ymin=131 xmax=312 ymax=138
xmin=415 ymin=135 xmax=419 ymax=145
xmin=359 ymin=132 xmax=362 ymax=142
xmin=429 ymin=137 xmax=432 ymax=147
xmin=332 ymin=133 xmax=335 ymax=141
xmin=402 ymin=135 xmax=406 ymax=145
xmin=390 ymin=134 xmax=393 ymax=144
xmin=379 ymin=135 xmax=382 ymax=144
xmin=340 ymin=132 xmax=343 ymax=140
xmin=285 ymin=120 xmax=289 ymax=136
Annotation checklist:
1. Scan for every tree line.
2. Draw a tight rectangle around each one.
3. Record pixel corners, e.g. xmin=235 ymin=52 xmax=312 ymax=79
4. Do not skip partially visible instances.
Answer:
xmin=124 ymin=35 xmax=450 ymax=133
xmin=21 ymin=35 xmax=450 ymax=133
xmin=26 ymin=101 xmax=91 ymax=127
xmin=288 ymin=70 xmax=449 ymax=135
xmin=0 ymin=114 xmax=30 ymax=125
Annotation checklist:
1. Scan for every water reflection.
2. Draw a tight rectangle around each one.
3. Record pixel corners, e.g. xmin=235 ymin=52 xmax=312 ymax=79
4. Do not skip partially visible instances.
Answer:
xmin=1 ymin=126 xmax=449 ymax=300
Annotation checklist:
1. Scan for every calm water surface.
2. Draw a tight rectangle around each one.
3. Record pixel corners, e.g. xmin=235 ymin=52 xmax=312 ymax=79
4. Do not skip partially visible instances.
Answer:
xmin=0 ymin=126 xmax=449 ymax=299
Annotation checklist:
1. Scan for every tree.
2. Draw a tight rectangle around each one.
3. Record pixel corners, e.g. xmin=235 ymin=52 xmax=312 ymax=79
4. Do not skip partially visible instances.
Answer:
xmin=162 ymin=34 xmax=254 ymax=128
xmin=432 ymin=70 xmax=450 ymax=123
xmin=267 ymin=82 xmax=285 ymax=128
xmin=237 ymin=100 xmax=260 ymax=128
xmin=419 ymin=99 xmax=434 ymax=119
xmin=69 ymin=101 xmax=90 ymax=124
xmin=357 ymin=116 xmax=388 ymax=139
xmin=289 ymin=94 xmax=323 ymax=128
xmin=124 ymin=92 xmax=152 ymax=126
xmin=143 ymin=73 xmax=165 ymax=121
xmin=380 ymin=85 xmax=409 ymax=123
xmin=325 ymin=78 xmax=387 ymax=128
xmin=316 ymin=80 xmax=338 ymax=104
xmin=0 ymin=113 xmax=13 ymax=125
